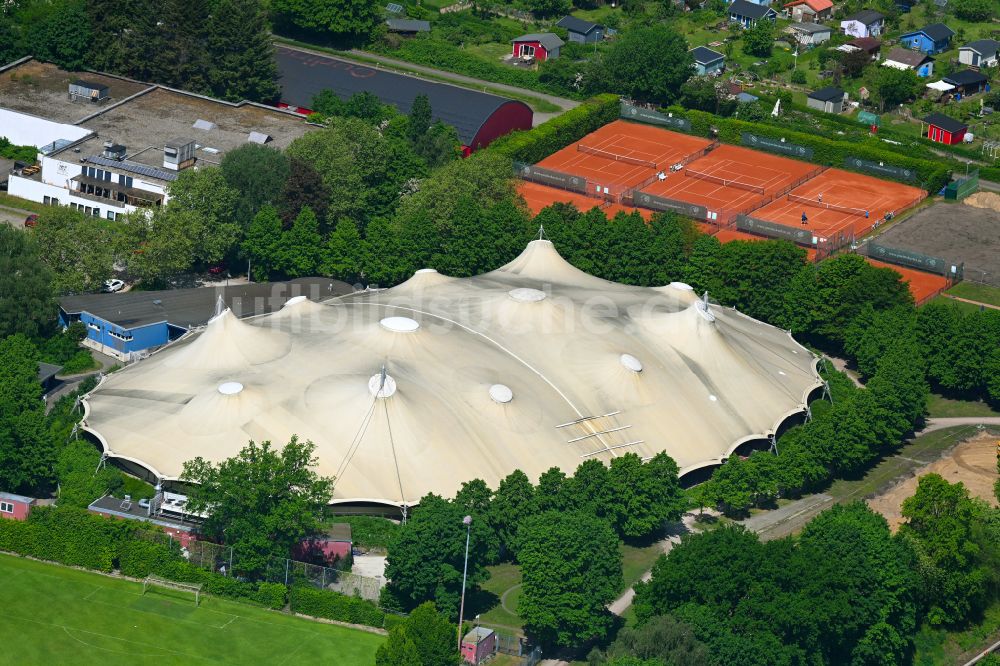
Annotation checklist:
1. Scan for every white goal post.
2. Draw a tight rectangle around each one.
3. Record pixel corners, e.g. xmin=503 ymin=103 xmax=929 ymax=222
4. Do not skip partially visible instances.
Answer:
xmin=142 ymin=575 xmax=203 ymax=606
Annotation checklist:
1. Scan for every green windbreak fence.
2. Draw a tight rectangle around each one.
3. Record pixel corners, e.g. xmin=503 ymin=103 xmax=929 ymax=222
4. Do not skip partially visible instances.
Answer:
xmin=740 ymin=132 xmax=814 ymax=160
xmin=867 ymin=242 xmax=963 ymax=279
xmin=844 ymin=156 xmax=917 ymax=182
xmin=513 ymin=161 xmax=589 ymax=194
xmin=736 ymin=215 xmax=814 ymax=244
xmin=620 ymin=102 xmax=692 ymax=131
xmin=944 ymin=169 xmax=979 ymax=200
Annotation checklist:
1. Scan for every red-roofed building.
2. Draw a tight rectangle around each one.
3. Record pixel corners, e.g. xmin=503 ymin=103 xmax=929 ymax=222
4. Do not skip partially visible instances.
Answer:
xmin=784 ymin=0 xmax=833 ymax=22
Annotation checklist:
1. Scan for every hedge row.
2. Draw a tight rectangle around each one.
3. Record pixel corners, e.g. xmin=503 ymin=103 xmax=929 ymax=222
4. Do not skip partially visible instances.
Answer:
xmin=490 ymin=93 xmax=619 ymax=164
xmin=668 ymin=107 xmax=952 ymax=193
xmin=289 ymin=585 xmax=386 ymax=627
xmin=0 ymin=506 xmax=381 ymax=623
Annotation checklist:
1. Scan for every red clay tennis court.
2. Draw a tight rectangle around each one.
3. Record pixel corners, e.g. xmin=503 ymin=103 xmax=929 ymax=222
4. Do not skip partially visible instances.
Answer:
xmin=641 ymin=145 xmax=822 ymax=220
xmin=752 ymin=169 xmax=926 ymax=240
xmin=537 ymin=120 xmax=716 ymax=198
xmin=866 ymin=258 xmax=951 ymax=304
xmin=518 ymin=181 xmax=653 ymax=220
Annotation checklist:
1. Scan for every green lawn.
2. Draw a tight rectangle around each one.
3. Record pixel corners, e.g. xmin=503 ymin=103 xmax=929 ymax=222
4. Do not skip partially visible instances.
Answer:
xmin=620 ymin=541 xmax=664 ymax=592
xmin=926 ymin=392 xmax=1000 ymax=419
xmin=945 ymin=282 xmax=1000 ymax=309
xmin=0 ymin=553 xmax=384 ymax=665
xmin=914 ymin=601 xmax=1000 ymax=665
xmin=0 ymin=191 xmax=47 ymax=214
xmin=479 ymin=562 xmax=523 ymax=630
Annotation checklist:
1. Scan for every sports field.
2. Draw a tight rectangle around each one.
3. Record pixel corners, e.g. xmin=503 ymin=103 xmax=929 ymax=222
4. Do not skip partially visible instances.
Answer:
xmin=641 ymin=144 xmax=821 ymax=219
xmin=752 ymin=168 xmax=925 ymax=240
xmin=0 ymin=553 xmax=384 ymax=665
xmin=536 ymin=119 xmax=715 ymax=199
xmin=518 ymin=180 xmax=651 ymax=220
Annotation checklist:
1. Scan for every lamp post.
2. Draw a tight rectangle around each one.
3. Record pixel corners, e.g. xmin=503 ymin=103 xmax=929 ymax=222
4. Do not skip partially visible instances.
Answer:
xmin=457 ymin=515 xmax=473 ymax=653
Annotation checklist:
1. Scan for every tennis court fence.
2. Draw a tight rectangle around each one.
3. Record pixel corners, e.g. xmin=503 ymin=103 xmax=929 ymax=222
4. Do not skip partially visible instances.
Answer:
xmin=857 ymin=241 xmax=964 ymax=280
xmin=513 ymin=160 xmax=625 ymax=202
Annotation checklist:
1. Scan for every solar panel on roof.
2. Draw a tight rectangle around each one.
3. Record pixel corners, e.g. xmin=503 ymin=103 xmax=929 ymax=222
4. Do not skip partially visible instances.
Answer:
xmin=85 ymin=155 xmax=178 ymax=181
xmin=386 ymin=3 xmax=403 ymax=13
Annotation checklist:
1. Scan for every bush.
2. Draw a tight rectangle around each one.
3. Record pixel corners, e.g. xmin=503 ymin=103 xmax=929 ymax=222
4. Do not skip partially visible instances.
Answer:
xmin=60 ymin=350 xmax=98 ymax=375
xmin=490 ymin=93 xmax=619 ymax=163
xmin=664 ymin=107 xmax=950 ymax=192
xmin=791 ymin=70 xmax=806 ymax=84
xmin=289 ymin=585 xmax=386 ymax=627
xmin=253 ymin=582 xmax=288 ymax=610
xmin=0 ymin=136 xmax=38 ymax=163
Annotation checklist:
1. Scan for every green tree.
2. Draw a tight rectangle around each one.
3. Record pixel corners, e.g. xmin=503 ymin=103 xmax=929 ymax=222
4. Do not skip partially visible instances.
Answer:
xmin=526 ymin=0 xmax=571 ymax=16
xmin=280 ymin=158 xmax=331 ymax=228
xmin=243 ymin=205 xmax=284 ymax=281
xmin=597 ymin=615 xmax=712 ymax=665
xmin=679 ymin=76 xmax=720 ymax=113
xmin=951 ymin=0 xmax=991 ymax=20
xmin=271 ymin=0 xmax=381 ymax=44
xmin=488 ymin=469 xmax=537 ymax=561
xmin=206 ymin=0 xmax=279 ymax=102
xmin=119 ymin=208 xmax=200 ymax=286
xmin=220 ymin=144 xmax=291 ymax=229
xmin=742 ymin=21 xmax=774 ymax=58
xmin=867 ymin=66 xmax=922 ymax=111
xmin=28 ymin=0 xmax=91 ymax=70
xmin=408 ymin=94 xmax=432 ymax=143
xmin=518 ymin=510 xmax=622 ymax=648
xmin=608 ymin=452 xmax=684 ymax=539
xmin=152 ymin=0 xmax=211 ymax=93
xmin=603 ymin=25 xmax=692 ymax=105
xmin=402 ymin=602 xmax=460 ymax=666
xmin=32 ymin=206 xmax=118 ymax=294
xmin=166 ymin=167 xmax=240 ymax=263
xmin=322 ymin=218 xmax=365 ymax=283
xmin=181 ymin=436 xmax=334 ymax=576
xmin=0 ymin=335 xmax=54 ymax=494
xmin=0 ymin=226 xmax=55 ymax=338
xmin=55 ymin=439 xmax=123 ymax=508
xmin=277 ymin=206 xmax=323 ymax=278
xmin=375 ymin=626 xmax=422 ymax=666
xmin=383 ymin=493 xmax=490 ymax=617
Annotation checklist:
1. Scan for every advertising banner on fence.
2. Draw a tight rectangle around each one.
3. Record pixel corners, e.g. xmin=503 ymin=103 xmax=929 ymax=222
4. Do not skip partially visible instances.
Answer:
xmin=737 ymin=215 xmax=814 ymax=244
xmin=515 ymin=162 xmax=588 ymax=194
xmin=868 ymin=243 xmax=952 ymax=275
xmin=741 ymin=133 xmax=813 ymax=160
xmin=634 ymin=192 xmax=706 ymax=218
xmin=844 ymin=157 xmax=916 ymax=182
xmin=621 ymin=103 xmax=692 ymax=131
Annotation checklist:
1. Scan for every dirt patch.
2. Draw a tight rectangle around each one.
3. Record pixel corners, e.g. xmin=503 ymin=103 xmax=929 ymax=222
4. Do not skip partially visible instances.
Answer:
xmin=964 ymin=191 xmax=1000 ymax=213
xmin=868 ymin=432 xmax=999 ymax=532
xmin=873 ymin=202 xmax=1000 ymax=287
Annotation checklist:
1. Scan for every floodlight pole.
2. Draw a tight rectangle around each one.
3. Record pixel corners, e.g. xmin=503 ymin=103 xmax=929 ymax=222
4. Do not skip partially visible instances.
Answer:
xmin=457 ymin=515 xmax=473 ymax=653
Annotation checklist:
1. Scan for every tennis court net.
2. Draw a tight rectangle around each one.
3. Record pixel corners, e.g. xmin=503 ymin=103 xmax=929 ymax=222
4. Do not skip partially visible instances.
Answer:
xmin=684 ymin=169 xmax=765 ymax=194
xmin=577 ymin=144 xmax=657 ymax=169
xmin=787 ymin=193 xmax=868 ymax=217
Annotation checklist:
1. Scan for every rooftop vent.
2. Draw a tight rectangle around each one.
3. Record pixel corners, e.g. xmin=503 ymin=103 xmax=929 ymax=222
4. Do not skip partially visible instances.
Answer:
xmin=69 ymin=79 xmax=109 ymax=103
xmin=192 ymin=119 xmax=216 ymax=131
xmin=102 ymin=141 xmax=127 ymax=161
xmin=247 ymin=131 xmax=272 ymax=144
xmin=163 ymin=138 xmax=196 ymax=171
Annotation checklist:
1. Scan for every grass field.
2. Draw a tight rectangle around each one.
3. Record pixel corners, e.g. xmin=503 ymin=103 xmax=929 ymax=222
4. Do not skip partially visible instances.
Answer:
xmin=945 ymin=282 xmax=1000 ymax=309
xmin=926 ymin=392 xmax=1000 ymax=419
xmin=0 ymin=553 xmax=384 ymax=665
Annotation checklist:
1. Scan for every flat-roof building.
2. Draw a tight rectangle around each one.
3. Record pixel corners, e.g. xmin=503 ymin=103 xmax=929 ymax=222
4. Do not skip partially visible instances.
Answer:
xmin=1 ymin=58 xmax=314 ymax=219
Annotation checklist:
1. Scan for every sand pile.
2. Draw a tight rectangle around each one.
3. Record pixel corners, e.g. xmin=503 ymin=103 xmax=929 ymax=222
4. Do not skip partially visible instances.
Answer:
xmin=963 ymin=191 xmax=1000 ymax=212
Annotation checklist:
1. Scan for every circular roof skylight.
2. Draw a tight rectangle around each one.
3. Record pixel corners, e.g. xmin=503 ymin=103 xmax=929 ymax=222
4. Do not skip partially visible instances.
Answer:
xmin=283 ymin=295 xmax=307 ymax=308
xmin=620 ymin=353 xmax=643 ymax=373
xmin=508 ymin=288 xmax=547 ymax=303
xmin=368 ymin=374 xmax=398 ymax=398
xmin=489 ymin=384 xmax=513 ymax=404
xmin=668 ymin=282 xmax=694 ymax=291
xmin=415 ymin=268 xmax=438 ymax=274
xmin=380 ymin=316 xmax=420 ymax=333
xmin=217 ymin=381 xmax=244 ymax=396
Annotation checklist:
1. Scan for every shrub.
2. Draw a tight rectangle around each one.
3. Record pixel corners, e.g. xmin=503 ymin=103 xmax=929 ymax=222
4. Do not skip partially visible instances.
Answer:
xmin=289 ymin=585 xmax=386 ymax=627
xmin=791 ymin=70 xmax=806 ymax=84
xmin=253 ymin=582 xmax=288 ymax=610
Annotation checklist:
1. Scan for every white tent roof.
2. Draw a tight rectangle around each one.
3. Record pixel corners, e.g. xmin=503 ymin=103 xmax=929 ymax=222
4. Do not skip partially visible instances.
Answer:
xmin=82 ymin=240 xmax=822 ymax=506
xmin=926 ymin=80 xmax=955 ymax=91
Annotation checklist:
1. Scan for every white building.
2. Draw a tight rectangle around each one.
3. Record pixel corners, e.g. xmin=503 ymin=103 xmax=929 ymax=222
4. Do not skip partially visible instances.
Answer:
xmin=1 ymin=59 xmax=313 ymax=220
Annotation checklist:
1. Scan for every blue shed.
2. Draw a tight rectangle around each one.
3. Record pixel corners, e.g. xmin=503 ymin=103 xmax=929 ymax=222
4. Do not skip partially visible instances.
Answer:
xmin=690 ymin=46 xmax=726 ymax=76
xmin=899 ymin=23 xmax=955 ymax=55
xmin=60 ymin=278 xmax=354 ymax=360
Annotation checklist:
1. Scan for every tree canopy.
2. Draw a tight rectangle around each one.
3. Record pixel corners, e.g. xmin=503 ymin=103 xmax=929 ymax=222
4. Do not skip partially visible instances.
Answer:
xmin=603 ymin=24 xmax=693 ymax=105
xmin=0 ymin=226 xmax=55 ymax=339
xmin=181 ymin=436 xmax=333 ymax=577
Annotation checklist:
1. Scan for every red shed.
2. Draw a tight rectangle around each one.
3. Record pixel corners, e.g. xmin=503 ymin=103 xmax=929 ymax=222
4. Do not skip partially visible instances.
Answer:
xmin=0 ymin=491 xmax=37 ymax=521
xmin=922 ymin=113 xmax=968 ymax=145
xmin=461 ymin=626 xmax=497 ymax=665
xmin=511 ymin=33 xmax=564 ymax=62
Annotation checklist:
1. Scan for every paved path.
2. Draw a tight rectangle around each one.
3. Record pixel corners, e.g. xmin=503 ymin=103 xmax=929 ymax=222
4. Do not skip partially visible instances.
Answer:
xmin=920 ymin=417 xmax=1000 ymax=433
xmin=822 ymin=354 xmax=864 ymax=388
xmin=0 ymin=203 xmax=30 ymax=228
xmin=942 ymin=294 xmax=1000 ymax=310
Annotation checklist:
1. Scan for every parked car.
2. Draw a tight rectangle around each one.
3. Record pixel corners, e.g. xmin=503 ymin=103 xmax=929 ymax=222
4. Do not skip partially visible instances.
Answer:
xmin=208 ymin=263 xmax=226 ymax=275
xmin=103 ymin=278 xmax=125 ymax=293
xmin=24 ymin=214 xmax=38 ymax=227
